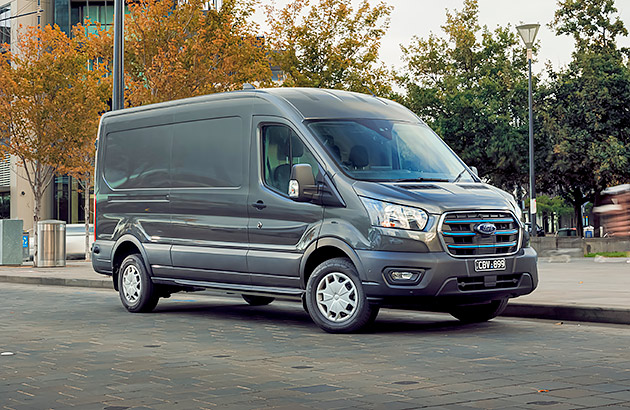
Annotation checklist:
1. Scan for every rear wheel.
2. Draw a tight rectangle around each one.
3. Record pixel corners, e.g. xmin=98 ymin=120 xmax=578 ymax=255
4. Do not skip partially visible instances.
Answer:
xmin=449 ymin=298 xmax=508 ymax=323
xmin=242 ymin=295 xmax=275 ymax=306
xmin=305 ymin=257 xmax=374 ymax=333
xmin=118 ymin=254 xmax=159 ymax=313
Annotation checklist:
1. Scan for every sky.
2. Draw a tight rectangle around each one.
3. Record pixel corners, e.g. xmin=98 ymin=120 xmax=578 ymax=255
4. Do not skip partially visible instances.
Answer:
xmin=254 ymin=0 xmax=630 ymax=75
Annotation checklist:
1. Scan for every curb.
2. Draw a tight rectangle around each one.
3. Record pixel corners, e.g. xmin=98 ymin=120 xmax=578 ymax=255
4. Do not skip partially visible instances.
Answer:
xmin=2 ymin=275 xmax=628 ymax=326
xmin=0 ymin=275 xmax=112 ymax=289
xmin=503 ymin=303 xmax=630 ymax=325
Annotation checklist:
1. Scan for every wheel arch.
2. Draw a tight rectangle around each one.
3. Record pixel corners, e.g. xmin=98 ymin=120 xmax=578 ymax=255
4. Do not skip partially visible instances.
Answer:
xmin=111 ymin=235 xmax=152 ymax=291
xmin=300 ymin=237 xmax=365 ymax=288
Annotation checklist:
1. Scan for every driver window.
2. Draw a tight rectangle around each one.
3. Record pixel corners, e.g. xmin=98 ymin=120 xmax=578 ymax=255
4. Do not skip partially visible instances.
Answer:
xmin=262 ymin=125 xmax=318 ymax=195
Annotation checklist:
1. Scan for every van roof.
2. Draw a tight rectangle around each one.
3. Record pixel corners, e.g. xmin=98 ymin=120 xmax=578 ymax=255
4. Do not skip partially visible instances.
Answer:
xmin=260 ymin=88 xmax=419 ymax=122
xmin=100 ymin=88 xmax=420 ymax=123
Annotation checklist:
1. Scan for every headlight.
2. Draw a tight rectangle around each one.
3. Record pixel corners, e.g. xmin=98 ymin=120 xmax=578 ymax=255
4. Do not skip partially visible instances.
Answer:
xmin=361 ymin=197 xmax=429 ymax=231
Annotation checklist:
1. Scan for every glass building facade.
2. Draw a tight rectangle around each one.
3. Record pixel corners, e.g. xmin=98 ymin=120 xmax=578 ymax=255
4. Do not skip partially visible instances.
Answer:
xmin=50 ymin=1 xmax=102 ymax=224
xmin=0 ymin=3 xmax=10 ymax=49
xmin=52 ymin=176 xmax=93 ymax=224
xmin=55 ymin=0 xmax=114 ymax=36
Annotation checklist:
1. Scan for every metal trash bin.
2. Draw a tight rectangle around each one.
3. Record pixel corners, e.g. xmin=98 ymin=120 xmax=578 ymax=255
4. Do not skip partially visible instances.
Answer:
xmin=37 ymin=220 xmax=66 ymax=267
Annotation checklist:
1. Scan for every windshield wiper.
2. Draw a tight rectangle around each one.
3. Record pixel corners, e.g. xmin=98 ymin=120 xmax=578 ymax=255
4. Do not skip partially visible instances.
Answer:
xmin=452 ymin=169 xmax=468 ymax=183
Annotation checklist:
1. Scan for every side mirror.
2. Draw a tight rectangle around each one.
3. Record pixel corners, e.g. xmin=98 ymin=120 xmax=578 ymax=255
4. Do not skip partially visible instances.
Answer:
xmin=289 ymin=164 xmax=316 ymax=202
xmin=470 ymin=166 xmax=478 ymax=176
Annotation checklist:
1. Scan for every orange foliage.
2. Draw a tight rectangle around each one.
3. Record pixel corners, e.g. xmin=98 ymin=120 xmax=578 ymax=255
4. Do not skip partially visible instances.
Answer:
xmin=123 ymin=0 xmax=272 ymax=106
xmin=0 ymin=23 xmax=110 ymax=264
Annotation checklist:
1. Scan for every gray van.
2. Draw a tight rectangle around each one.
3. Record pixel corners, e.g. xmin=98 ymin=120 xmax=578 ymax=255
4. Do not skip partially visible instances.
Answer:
xmin=92 ymin=88 xmax=538 ymax=333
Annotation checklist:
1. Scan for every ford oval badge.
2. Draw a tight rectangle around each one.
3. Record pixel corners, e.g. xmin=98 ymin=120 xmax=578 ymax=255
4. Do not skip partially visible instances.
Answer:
xmin=475 ymin=222 xmax=497 ymax=235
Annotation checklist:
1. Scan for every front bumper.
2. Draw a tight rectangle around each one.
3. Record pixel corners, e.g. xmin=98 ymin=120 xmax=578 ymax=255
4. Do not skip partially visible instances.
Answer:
xmin=358 ymin=247 xmax=538 ymax=307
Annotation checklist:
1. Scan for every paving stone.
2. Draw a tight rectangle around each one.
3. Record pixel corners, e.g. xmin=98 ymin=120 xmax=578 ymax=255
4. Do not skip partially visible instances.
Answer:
xmin=546 ymin=387 xmax=601 ymax=399
xmin=2 ymin=283 xmax=630 ymax=409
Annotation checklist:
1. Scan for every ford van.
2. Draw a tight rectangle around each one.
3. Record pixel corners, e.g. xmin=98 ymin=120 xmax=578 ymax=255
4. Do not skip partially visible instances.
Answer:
xmin=91 ymin=88 xmax=538 ymax=333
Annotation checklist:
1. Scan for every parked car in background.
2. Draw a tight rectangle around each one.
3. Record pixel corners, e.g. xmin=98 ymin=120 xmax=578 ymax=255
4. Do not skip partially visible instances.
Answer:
xmin=556 ymin=228 xmax=578 ymax=237
xmin=28 ymin=224 xmax=94 ymax=260
xmin=66 ymin=224 xmax=94 ymax=259
xmin=525 ymin=222 xmax=545 ymax=237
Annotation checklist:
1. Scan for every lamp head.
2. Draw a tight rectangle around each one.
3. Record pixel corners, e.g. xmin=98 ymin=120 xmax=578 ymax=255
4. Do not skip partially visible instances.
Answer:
xmin=516 ymin=23 xmax=540 ymax=49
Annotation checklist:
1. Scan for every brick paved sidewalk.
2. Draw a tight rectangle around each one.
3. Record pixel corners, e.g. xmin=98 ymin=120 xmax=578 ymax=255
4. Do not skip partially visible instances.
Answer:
xmin=0 ymin=257 xmax=629 ymax=324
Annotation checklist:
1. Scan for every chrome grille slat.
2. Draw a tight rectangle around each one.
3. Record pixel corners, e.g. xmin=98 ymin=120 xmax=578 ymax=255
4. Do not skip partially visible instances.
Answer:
xmin=439 ymin=211 xmax=520 ymax=257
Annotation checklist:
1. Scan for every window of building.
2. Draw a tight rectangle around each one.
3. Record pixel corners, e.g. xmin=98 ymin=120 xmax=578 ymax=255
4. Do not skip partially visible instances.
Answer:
xmin=262 ymin=125 xmax=318 ymax=195
xmin=71 ymin=2 xmax=114 ymax=34
xmin=171 ymin=117 xmax=243 ymax=188
xmin=0 ymin=4 xmax=10 ymax=51
xmin=104 ymin=125 xmax=171 ymax=190
xmin=0 ymin=192 xmax=9 ymax=219
xmin=53 ymin=175 xmax=94 ymax=224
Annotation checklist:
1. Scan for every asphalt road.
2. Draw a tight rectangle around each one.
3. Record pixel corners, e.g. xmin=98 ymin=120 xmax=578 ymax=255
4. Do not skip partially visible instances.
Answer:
xmin=1 ymin=284 xmax=630 ymax=410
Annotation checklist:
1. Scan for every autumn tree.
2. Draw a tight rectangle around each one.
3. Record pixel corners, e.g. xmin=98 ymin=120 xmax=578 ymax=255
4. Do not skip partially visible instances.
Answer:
xmin=539 ymin=0 xmax=630 ymax=235
xmin=0 ymin=24 xmax=110 ymax=266
xmin=123 ymin=0 xmax=272 ymax=106
xmin=265 ymin=0 xmax=393 ymax=95
xmin=398 ymin=0 xmax=534 ymax=193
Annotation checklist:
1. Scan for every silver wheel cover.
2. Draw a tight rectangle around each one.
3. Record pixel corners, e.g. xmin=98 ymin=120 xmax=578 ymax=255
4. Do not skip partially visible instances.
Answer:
xmin=316 ymin=272 xmax=358 ymax=323
xmin=122 ymin=264 xmax=141 ymax=304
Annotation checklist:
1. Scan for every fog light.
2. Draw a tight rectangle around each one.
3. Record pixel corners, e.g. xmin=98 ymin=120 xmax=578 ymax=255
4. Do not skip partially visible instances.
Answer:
xmin=384 ymin=268 xmax=424 ymax=285
xmin=391 ymin=271 xmax=415 ymax=280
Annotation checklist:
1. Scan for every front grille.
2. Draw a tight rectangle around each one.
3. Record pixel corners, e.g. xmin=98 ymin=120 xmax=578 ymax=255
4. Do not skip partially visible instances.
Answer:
xmin=457 ymin=274 xmax=522 ymax=291
xmin=440 ymin=211 xmax=520 ymax=257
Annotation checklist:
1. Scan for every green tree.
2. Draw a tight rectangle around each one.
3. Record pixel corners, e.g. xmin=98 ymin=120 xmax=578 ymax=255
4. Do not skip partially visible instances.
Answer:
xmin=265 ymin=0 xmax=393 ymax=95
xmin=540 ymin=0 xmax=630 ymax=235
xmin=398 ymin=0 xmax=535 ymax=193
xmin=552 ymin=0 xmax=628 ymax=52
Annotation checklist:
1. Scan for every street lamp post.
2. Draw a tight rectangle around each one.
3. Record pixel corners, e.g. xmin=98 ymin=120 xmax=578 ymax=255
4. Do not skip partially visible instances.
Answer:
xmin=516 ymin=23 xmax=540 ymax=236
xmin=112 ymin=0 xmax=124 ymax=111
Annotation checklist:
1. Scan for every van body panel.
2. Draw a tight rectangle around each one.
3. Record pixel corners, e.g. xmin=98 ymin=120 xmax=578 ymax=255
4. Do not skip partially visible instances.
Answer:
xmin=167 ymin=99 xmax=253 ymax=283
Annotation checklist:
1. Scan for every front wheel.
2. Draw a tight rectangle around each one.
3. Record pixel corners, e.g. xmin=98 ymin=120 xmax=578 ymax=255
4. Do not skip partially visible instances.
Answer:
xmin=118 ymin=254 xmax=159 ymax=313
xmin=305 ymin=257 xmax=375 ymax=333
xmin=449 ymin=298 xmax=508 ymax=323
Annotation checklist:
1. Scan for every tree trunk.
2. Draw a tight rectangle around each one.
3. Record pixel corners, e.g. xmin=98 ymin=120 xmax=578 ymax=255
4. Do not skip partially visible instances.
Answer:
xmin=33 ymin=183 xmax=40 ymax=268
xmin=84 ymin=179 xmax=91 ymax=261
xmin=574 ymin=203 xmax=583 ymax=237
xmin=572 ymin=190 xmax=585 ymax=238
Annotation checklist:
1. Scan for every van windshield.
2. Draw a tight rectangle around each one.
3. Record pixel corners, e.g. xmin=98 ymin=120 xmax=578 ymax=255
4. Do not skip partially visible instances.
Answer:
xmin=307 ymin=119 xmax=474 ymax=182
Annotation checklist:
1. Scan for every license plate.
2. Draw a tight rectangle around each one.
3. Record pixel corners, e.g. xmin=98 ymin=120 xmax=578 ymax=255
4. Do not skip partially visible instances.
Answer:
xmin=474 ymin=258 xmax=506 ymax=272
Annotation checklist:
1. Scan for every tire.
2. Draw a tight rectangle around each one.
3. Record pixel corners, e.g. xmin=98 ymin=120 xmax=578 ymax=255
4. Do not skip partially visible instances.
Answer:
xmin=366 ymin=306 xmax=380 ymax=326
xmin=449 ymin=298 xmax=509 ymax=323
xmin=305 ymin=257 xmax=374 ymax=333
xmin=118 ymin=254 xmax=159 ymax=313
xmin=242 ymin=295 xmax=275 ymax=306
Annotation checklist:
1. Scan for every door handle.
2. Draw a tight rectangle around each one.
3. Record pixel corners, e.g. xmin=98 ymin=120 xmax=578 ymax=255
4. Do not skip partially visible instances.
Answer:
xmin=252 ymin=200 xmax=266 ymax=210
